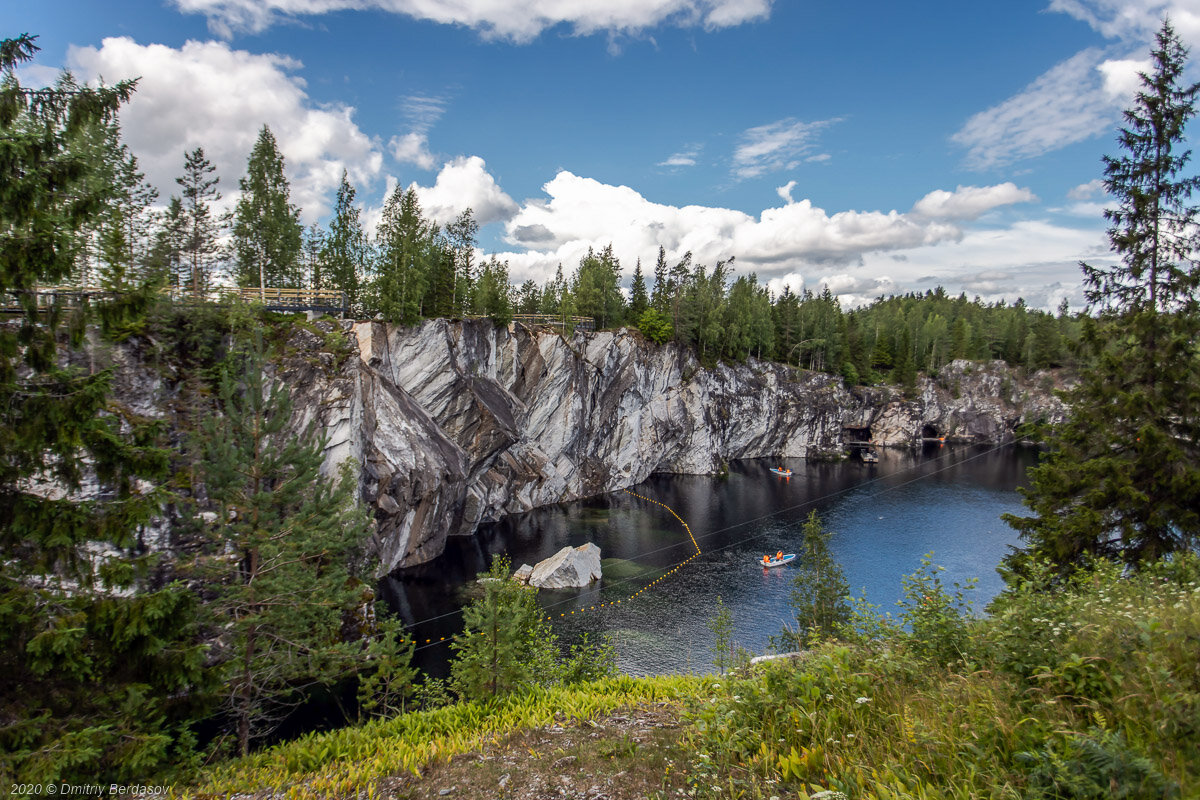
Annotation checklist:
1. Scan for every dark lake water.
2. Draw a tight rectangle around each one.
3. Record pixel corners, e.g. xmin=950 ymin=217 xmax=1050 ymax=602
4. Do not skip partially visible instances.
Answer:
xmin=380 ymin=443 xmax=1036 ymax=676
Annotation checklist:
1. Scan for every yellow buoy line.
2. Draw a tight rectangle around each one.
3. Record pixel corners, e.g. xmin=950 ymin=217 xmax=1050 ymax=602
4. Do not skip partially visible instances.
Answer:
xmin=404 ymin=489 xmax=701 ymax=649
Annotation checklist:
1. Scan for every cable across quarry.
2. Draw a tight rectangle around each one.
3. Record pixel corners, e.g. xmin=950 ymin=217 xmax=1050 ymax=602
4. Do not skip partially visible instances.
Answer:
xmin=405 ymin=488 xmax=702 ymax=649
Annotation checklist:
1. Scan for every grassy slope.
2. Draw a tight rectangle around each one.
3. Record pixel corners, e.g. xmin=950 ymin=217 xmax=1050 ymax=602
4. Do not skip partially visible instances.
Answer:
xmin=175 ymin=558 xmax=1199 ymax=800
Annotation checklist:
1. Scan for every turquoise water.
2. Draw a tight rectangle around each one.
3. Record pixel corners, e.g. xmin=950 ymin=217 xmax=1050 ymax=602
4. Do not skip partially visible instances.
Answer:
xmin=383 ymin=444 xmax=1035 ymax=675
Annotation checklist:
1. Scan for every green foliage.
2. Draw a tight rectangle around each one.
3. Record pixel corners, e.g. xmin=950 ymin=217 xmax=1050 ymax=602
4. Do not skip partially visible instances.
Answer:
xmin=0 ymin=36 xmax=208 ymax=783
xmin=677 ymin=553 xmax=1200 ymax=800
xmin=559 ymin=632 xmax=619 ymax=685
xmin=232 ymin=125 xmax=303 ymax=289
xmin=191 ymin=330 xmax=371 ymax=755
xmin=472 ymin=255 xmax=514 ymax=324
xmin=776 ymin=512 xmax=851 ymax=650
xmin=637 ymin=306 xmax=674 ymax=344
xmin=572 ymin=244 xmax=626 ymax=329
xmin=896 ymin=552 xmax=975 ymax=665
xmin=707 ymin=595 xmax=735 ymax=674
xmin=175 ymin=147 xmax=224 ymax=292
xmin=369 ymin=184 xmax=432 ymax=325
xmin=185 ymin=674 xmax=704 ymax=797
xmin=1005 ymin=21 xmax=1200 ymax=576
xmin=317 ymin=170 xmax=369 ymax=313
xmin=356 ymin=615 xmax=417 ymax=721
xmin=1017 ymin=729 xmax=1179 ymax=800
xmin=449 ymin=556 xmax=559 ymax=700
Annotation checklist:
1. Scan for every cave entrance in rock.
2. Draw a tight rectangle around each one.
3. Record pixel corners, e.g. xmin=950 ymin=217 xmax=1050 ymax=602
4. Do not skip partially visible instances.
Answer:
xmin=921 ymin=423 xmax=942 ymax=440
xmin=844 ymin=425 xmax=872 ymax=444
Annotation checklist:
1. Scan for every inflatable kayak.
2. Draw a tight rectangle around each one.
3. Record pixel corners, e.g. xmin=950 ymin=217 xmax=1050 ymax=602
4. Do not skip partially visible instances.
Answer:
xmin=759 ymin=553 xmax=797 ymax=568
xmin=769 ymin=467 xmax=793 ymax=477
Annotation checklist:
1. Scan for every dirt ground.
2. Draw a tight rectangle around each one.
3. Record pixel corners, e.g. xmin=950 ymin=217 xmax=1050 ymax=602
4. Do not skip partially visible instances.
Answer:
xmin=376 ymin=702 xmax=692 ymax=800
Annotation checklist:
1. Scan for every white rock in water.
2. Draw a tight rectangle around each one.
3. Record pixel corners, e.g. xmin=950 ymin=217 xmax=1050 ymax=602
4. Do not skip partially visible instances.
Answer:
xmin=512 ymin=563 xmax=533 ymax=584
xmin=529 ymin=543 xmax=602 ymax=589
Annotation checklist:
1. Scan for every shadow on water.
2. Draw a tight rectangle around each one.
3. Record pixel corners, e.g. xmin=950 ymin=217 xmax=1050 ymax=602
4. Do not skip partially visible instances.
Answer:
xmin=380 ymin=444 xmax=1037 ymax=676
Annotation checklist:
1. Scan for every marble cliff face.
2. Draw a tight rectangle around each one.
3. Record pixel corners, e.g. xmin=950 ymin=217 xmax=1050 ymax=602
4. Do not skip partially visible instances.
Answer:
xmin=273 ymin=319 xmax=1063 ymax=575
xmin=105 ymin=317 xmax=1065 ymax=575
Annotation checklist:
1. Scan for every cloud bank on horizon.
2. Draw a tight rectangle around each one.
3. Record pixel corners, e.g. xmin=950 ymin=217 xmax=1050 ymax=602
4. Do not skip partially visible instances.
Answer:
xmin=37 ymin=0 xmax=1198 ymax=310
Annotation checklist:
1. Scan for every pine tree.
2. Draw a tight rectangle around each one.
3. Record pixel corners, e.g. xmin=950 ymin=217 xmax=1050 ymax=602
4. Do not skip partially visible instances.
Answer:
xmin=0 ymin=34 xmax=210 ymax=782
xmin=449 ymin=556 xmax=559 ymax=700
xmin=195 ymin=331 xmax=371 ymax=755
xmin=1005 ymin=19 xmax=1200 ymax=574
xmin=233 ymin=125 xmax=303 ymax=290
xmin=147 ymin=196 xmax=188 ymax=289
xmin=176 ymin=147 xmax=224 ymax=294
xmin=777 ymin=512 xmax=850 ymax=649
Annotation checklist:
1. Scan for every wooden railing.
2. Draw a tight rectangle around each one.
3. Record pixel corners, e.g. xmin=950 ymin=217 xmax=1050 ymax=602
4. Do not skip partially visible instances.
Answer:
xmin=469 ymin=313 xmax=595 ymax=332
xmin=4 ymin=289 xmax=595 ymax=330
xmin=3 ymin=286 xmax=348 ymax=316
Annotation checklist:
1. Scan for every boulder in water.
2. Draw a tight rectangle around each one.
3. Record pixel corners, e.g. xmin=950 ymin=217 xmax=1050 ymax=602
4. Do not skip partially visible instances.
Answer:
xmin=529 ymin=543 xmax=602 ymax=589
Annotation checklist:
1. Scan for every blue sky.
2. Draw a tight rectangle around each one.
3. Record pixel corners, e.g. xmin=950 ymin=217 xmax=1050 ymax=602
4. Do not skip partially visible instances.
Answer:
xmin=7 ymin=0 xmax=1195 ymax=308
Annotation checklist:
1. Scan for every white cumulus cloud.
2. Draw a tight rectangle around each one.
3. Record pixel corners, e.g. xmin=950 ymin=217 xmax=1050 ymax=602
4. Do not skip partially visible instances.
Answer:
xmin=391 ymin=132 xmax=436 ymax=170
xmin=910 ymin=183 xmax=1037 ymax=220
xmin=493 ymin=171 xmax=1036 ymax=287
xmin=776 ymin=180 xmax=798 ymax=204
xmin=66 ymin=37 xmax=383 ymax=222
xmin=412 ymin=156 xmax=518 ymax=226
xmin=172 ymin=0 xmax=773 ymax=42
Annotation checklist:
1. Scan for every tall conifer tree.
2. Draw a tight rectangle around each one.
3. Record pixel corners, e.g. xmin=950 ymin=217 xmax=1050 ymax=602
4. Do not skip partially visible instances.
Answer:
xmin=233 ymin=125 xmax=303 ymax=290
xmin=371 ymin=185 xmax=432 ymax=324
xmin=319 ymin=170 xmax=369 ymax=313
xmin=0 ymin=35 xmax=208 ymax=782
xmin=176 ymin=147 xmax=224 ymax=293
xmin=1005 ymin=19 xmax=1200 ymax=573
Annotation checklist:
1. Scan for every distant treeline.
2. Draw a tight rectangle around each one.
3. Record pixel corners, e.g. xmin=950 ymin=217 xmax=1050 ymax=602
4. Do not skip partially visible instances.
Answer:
xmin=68 ymin=118 xmax=1078 ymax=383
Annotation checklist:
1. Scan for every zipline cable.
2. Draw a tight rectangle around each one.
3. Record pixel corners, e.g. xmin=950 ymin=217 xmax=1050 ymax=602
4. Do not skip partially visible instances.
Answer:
xmin=405 ymin=440 xmax=1018 ymax=651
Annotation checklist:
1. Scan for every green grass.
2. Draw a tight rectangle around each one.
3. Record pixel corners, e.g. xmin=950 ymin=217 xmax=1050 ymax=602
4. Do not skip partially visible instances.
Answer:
xmin=172 ymin=556 xmax=1200 ymax=800
xmin=173 ymin=675 xmax=704 ymax=799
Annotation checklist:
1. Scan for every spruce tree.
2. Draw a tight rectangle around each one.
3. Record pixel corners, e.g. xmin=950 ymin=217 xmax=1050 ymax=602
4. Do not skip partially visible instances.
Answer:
xmin=177 ymin=147 xmax=224 ymax=294
xmin=1005 ymin=19 xmax=1200 ymax=574
xmin=319 ymin=170 xmax=369 ymax=313
xmin=629 ymin=258 xmax=649 ymax=320
xmin=194 ymin=331 xmax=371 ymax=755
xmin=0 ymin=34 xmax=210 ymax=782
xmin=472 ymin=255 xmax=514 ymax=324
xmin=232 ymin=125 xmax=303 ymax=290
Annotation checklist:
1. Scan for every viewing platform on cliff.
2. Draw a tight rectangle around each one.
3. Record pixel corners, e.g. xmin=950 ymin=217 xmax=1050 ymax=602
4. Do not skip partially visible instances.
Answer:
xmin=2 ymin=286 xmax=349 ymax=317
xmin=467 ymin=313 xmax=595 ymax=332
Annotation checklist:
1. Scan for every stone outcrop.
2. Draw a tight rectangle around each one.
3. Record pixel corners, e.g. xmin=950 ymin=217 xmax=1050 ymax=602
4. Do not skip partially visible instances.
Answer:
xmin=102 ymin=317 xmax=1066 ymax=575
xmin=527 ymin=543 xmax=603 ymax=589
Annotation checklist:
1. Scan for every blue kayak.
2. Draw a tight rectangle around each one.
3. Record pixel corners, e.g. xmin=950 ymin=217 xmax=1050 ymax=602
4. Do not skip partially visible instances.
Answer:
xmin=769 ymin=467 xmax=793 ymax=477
xmin=759 ymin=553 xmax=797 ymax=568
